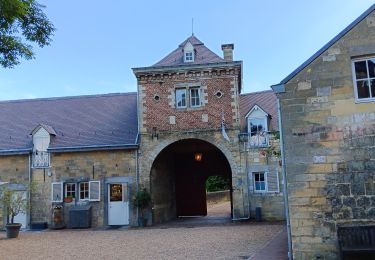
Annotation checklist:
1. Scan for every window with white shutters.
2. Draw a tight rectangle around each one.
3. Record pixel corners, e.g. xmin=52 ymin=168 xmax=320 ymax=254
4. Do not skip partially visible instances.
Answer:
xmin=266 ymin=170 xmax=280 ymax=193
xmin=248 ymin=170 xmax=279 ymax=194
xmin=51 ymin=182 xmax=63 ymax=202
xmin=89 ymin=181 xmax=100 ymax=201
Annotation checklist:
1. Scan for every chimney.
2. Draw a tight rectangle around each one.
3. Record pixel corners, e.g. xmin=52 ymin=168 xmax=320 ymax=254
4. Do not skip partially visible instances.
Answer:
xmin=221 ymin=44 xmax=234 ymax=61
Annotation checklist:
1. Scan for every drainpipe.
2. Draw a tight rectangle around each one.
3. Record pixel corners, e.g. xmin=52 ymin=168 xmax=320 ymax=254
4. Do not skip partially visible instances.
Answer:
xmin=274 ymin=88 xmax=293 ymax=260
xmin=28 ymin=153 xmax=32 ymax=230
xmin=135 ymin=149 xmax=140 ymax=221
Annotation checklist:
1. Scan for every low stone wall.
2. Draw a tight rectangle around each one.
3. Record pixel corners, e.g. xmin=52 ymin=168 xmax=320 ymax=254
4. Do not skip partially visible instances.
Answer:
xmin=206 ymin=190 xmax=230 ymax=205
xmin=249 ymin=194 xmax=285 ymax=221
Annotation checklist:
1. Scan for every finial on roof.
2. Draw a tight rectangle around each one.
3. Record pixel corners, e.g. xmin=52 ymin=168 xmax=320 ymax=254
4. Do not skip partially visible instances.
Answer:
xmin=191 ymin=18 xmax=194 ymax=36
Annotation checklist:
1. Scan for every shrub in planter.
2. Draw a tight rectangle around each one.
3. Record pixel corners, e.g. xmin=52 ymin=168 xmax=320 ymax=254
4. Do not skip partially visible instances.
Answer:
xmin=133 ymin=188 xmax=151 ymax=227
xmin=0 ymin=183 xmax=35 ymax=238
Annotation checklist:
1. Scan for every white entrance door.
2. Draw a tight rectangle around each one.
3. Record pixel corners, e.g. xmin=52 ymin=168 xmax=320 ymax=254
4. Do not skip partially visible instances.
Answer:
xmin=108 ymin=183 xmax=129 ymax=225
xmin=13 ymin=191 xmax=27 ymax=229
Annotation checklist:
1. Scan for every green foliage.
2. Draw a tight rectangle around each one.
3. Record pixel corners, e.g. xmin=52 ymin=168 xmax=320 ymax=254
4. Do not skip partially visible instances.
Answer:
xmin=205 ymin=176 xmax=230 ymax=192
xmin=0 ymin=0 xmax=55 ymax=68
xmin=133 ymin=188 xmax=151 ymax=218
xmin=0 ymin=182 xmax=36 ymax=224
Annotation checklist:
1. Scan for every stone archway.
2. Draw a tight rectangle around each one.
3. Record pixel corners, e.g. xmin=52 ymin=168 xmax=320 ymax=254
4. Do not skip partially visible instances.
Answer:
xmin=149 ymin=138 xmax=233 ymax=224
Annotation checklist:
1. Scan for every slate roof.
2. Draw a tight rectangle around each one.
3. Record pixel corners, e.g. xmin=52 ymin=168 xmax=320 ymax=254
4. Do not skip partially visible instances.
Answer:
xmin=0 ymin=93 xmax=138 ymax=154
xmin=153 ymin=35 xmax=225 ymax=67
xmin=239 ymin=90 xmax=278 ymax=131
xmin=278 ymin=3 xmax=375 ymax=85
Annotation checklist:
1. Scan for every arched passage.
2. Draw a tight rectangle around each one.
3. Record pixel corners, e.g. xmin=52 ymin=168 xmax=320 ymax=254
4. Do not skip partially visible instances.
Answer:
xmin=150 ymin=139 xmax=233 ymax=224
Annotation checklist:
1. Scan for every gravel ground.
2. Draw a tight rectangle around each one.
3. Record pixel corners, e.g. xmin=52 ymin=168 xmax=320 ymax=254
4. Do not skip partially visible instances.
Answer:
xmin=0 ymin=203 xmax=284 ymax=260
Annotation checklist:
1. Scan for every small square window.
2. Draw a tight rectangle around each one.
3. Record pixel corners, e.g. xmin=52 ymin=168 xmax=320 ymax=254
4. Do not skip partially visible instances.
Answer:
xmin=353 ymin=58 xmax=375 ymax=101
xmin=175 ymin=89 xmax=187 ymax=108
xmin=185 ymin=52 xmax=193 ymax=62
xmin=80 ymin=182 xmax=89 ymax=200
xmin=253 ymin=172 xmax=266 ymax=192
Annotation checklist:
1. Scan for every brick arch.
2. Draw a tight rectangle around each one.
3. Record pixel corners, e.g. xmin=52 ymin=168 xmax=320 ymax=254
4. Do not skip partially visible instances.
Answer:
xmin=146 ymin=136 xmax=237 ymax=178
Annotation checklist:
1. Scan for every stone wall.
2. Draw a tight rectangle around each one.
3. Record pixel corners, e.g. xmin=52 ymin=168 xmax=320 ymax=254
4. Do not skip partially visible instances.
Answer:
xmin=0 ymin=155 xmax=29 ymax=229
xmin=244 ymin=136 xmax=285 ymax=221
xmin=32 ymin=149 xmax=137 ymax=228
xmin=279 ymin=10 xmax=375 ymax=259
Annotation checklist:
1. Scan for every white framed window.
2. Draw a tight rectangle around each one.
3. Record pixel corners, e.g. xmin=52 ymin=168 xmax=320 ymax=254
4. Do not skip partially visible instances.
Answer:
xmin=253 ymin=172 xmax=267 ymax=192
xmin=65 ymin=183 xmax=76 ymax=199
xmin=249 ymin=117 xmax=268 ymax=147
xmin=190 ymin=88 xmax=201 ymax=107
xmin=185 ymin=51 xmax=193 ymax=62
xmin=176 ymin=89 xmax=187 ymax=108
xmin=79 ymin=182 xmax=89 ymax=200
xmin=248 ymin=170 xmax=280 ymax=194
xmin=352 ymin=57 xmax=375 ymax=102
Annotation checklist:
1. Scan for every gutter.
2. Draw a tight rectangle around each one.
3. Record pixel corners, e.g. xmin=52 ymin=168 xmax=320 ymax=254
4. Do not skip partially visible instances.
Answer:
xmin=47 ymin=143 xmax=139 ymax=153
xmin=272 ymin=83 xmax=293 ymax=260
xmin=0 ymin=148 xmax=32 ymax=156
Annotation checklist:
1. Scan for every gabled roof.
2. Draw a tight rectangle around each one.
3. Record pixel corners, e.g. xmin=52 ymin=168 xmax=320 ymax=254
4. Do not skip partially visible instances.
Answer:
xmin=31 ymin=124 xmax=57 ymax=136
xmin=153 ymin=35 xmax=225 ymax=67
xmin=239 ymin=90 xmax=278 ymax=131
xmin=0 ymin=93 xmax=138 ymax=154
xmin=278 ymin=4 xmax=375 ymax=85
xmin=245 ymin=105 xmax=269 ymax=119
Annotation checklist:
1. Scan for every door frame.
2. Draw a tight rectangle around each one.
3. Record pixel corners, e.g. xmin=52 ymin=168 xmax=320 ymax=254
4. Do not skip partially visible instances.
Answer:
xmin=104 ymin=177 xmax=133 ymax=226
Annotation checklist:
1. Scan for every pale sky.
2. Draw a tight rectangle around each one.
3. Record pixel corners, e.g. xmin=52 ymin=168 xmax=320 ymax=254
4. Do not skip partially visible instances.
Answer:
xmin=1 ymin=1 xmax=374 ymax=101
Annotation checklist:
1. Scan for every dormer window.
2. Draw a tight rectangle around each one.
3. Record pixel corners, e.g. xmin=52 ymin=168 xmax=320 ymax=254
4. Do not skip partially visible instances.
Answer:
xmin=185 ymin=52 xmax=193 ymax=62
xmin=31 ymin=124 xmax=56 ymax=168
xmin=245 ymin=105 xmax=269 ymax=147
xmin=183 ymin=41 xmax=195 ymax=63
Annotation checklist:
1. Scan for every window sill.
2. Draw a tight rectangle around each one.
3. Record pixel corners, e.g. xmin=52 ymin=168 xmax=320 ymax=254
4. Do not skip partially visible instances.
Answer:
xmin=355 ymin=98 xmax=375 ymax=104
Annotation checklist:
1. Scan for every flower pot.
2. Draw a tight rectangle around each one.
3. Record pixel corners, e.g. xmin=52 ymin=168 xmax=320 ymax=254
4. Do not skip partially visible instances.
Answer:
xmin=5 ymin=223 xmax=22 ymax=238
xmin=64 ymin=197 xmax=73 ymax=203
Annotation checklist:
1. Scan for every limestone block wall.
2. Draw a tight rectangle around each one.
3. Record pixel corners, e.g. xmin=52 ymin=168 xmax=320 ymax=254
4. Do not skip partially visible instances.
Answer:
xmin=45 ymin=150 xmax=137 ymax=228
xmin=245 ymin=137 xmax=285 ymax=221
xmin=0 ymin=155 xmax=29 ymax=229
xmin=279 ymin=10 xmax=375 ymax=259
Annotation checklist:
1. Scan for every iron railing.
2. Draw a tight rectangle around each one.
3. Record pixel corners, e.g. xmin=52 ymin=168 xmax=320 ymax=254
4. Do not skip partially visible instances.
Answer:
xmin=32 ymin=151 xmax=50 ymax=168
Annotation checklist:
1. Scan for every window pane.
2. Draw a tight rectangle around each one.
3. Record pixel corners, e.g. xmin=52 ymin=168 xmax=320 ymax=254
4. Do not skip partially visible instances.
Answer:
xmin=80 ymin=182 xmax=89 ymax=200
xmin=357 ymin=80 xmax=370 ymax=99
xmin=260 ymin=182 xmax=266 ymax=190
xmin=355 ymin=61 xmax=368 ymax=79
xmin=371 ymin=79 xmax=375 ymax=98
xmin=368 ymin=59 xmax=375 ymax=78
xmin=260 ymin=173 xmax=265 ymax=181
xmin=190 ymin=88 xmax=200 ymax=107
xmin=176 ymin=89 xmax=186 ymax=108
xmin=250 ymin=118 xmax=265 ymax=135
xmin=254 ymin=173 xmax=259 ymax=182
xmin=255 ymin=183 xmax=261 ymax=190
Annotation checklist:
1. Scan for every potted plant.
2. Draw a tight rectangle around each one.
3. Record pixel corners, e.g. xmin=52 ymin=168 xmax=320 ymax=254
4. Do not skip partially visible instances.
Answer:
xmin=133 ymin=188 xmax=151 ymax=227
xmin=64 ymin=195 xmax=73 ymax=203
xmin=0 ymin=183 xmax=33 ymax=238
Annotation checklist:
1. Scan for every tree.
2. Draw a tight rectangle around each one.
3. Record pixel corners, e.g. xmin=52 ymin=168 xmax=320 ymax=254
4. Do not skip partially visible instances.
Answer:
xmin=0 ymin=0 xmax=55 ymax=68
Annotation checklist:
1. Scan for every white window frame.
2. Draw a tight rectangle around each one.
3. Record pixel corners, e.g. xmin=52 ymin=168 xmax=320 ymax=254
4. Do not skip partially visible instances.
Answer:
xmin=248 ymin=116 xmax=269 ymax=147
xmin=175 ymin=88 xmax=187 ymax=108
xmin=352 ymin=56 xmax=375 ymax=103
xmin=253 ymin=172 xmax=267 ymax=193
xmin=185 ymin=51 xmax=193 ymax=62
xmin=79 ymin=182 xmax=89 ymax=200
xmin=190 ymin=88 xmax=201 ymax=107
xmin=64 ymin=183 xmax=76 ymax=199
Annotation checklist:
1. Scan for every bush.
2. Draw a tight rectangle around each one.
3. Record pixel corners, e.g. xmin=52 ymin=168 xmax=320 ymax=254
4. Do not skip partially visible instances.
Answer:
xmin=205 ymin=176 xmax=230 ymax=192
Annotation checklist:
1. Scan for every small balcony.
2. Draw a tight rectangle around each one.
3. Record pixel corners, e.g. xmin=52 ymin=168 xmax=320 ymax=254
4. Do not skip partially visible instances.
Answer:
xmin=32 ymin=151 xmax=50 ymax=168
xmin=239 ymin=131 xmax=279 ymax=149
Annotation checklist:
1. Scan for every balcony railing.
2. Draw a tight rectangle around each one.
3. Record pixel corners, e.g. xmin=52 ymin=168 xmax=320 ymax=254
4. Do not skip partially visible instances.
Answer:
xmin=32 ymin=151 xmax=50 ymax=168
xmin=239 ymin=131 xmax=279 ymax=149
